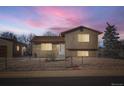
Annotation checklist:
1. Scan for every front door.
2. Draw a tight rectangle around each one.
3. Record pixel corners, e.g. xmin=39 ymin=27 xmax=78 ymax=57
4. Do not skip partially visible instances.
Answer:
xmin=57 ymin=44 xmax=65 ymax=57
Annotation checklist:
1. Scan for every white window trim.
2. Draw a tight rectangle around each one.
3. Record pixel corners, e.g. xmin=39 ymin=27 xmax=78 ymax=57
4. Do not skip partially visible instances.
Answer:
xmin=78 ymin=34 xmax=90 ymax=42
xmin=41 ymin=43 xmax=52 ymax=51
xmin=77 ymin=51 xmax=89 ymax=57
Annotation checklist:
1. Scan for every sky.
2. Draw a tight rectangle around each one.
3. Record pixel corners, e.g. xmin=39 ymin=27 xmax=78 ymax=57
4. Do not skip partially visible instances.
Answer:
xmin=0 ymin=6 xmax=124 ymax=43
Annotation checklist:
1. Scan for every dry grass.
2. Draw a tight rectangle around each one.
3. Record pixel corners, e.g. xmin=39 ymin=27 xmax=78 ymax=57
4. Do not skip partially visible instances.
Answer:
xmin=0 ymin=57 xmax=124 ymax=71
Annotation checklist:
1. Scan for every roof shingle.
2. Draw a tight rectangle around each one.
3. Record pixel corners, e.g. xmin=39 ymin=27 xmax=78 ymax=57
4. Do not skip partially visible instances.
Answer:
xmin=31 ymin=36 xmax=65 ymax=44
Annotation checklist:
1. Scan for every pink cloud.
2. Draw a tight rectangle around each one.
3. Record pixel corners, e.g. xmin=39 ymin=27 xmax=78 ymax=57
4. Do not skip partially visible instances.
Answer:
xmin=25 ymin=19 xmax=45 ymax=28
xmin=65 ymin=17 xmax=82 ymax=26
xmin=34 ymin=7 xmax=88 ymax=27
xmin=36 ymin=7 xmax=74 ymax=18
xmin=48 ymin=27 xmax=69 ymax=32
xmin=0 ymin=15 xmax=17 ymax=22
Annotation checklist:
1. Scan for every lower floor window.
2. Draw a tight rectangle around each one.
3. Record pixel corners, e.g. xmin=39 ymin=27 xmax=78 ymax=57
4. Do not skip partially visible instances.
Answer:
xmin=77 ymin=51 xmax=89 ymax=56
xmin=41 ymin=43 xmax=52 ymax=51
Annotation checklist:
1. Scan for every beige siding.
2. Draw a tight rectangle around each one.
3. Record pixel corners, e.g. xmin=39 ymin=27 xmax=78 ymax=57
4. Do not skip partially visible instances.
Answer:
xmin=32 ymin=43 xmax=58 ymax=58
xmin=32 ymin=28 xmax=99 ymax=57
xmin=64 ymin=28 xmax=99 ymax=57
xmin=66 ymin=50 xmax=97 ymax=57
xmin=65 ymin=28 xmax=98 ymax=49
xmin=0 ymin=39 xmax=13 ymax=57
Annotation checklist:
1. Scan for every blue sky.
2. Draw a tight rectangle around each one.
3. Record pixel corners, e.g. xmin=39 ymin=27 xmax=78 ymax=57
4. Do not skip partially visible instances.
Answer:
xmin=0 ymin=6 xmax=124 ymax=42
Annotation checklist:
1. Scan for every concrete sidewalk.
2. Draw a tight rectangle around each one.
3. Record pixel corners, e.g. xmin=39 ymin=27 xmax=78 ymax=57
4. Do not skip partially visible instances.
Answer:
xmin=0 ymin=69 xmax=124 ymax=78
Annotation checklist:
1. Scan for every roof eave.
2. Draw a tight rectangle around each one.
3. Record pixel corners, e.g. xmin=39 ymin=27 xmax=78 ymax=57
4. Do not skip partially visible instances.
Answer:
xmin=60 ymin=26 xmax=103 ymax=36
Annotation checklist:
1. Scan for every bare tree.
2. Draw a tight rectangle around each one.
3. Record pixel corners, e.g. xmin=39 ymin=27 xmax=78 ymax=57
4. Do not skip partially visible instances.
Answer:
xmin=0 ymin=32 xmax=17 ymax=41
xmin=27 ymin=33 xmax=35 ymax=43
xmin=18 ymin=33 xmax=35 ymax=55
xmin=17 ymin=33 xmax=35 ymax=44
xmin=26 ymin=33 xmax=35 ymax=56
xmin=43 ymin=31 xmax=57 ymax=36
xmin=17 ymin=34 xmax=28 ymax=44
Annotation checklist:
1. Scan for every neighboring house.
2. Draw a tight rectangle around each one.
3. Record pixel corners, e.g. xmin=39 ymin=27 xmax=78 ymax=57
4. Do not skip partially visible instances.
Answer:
xmin=0 ymin=37 xmax=26 ymax=58
xmin=31 ymin=26 xmax=102 ymax=58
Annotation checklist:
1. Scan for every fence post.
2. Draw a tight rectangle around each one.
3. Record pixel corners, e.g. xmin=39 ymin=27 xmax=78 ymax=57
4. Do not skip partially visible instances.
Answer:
xmin=5 ymin=56 xmax=7 ymax=71
xmin=65 ymin=57 xmax=67 ymax=68
xmin=70 ymin=56 xmax=73 ymax=67
xmin=82 ymin=56 xmax=83 ymax=65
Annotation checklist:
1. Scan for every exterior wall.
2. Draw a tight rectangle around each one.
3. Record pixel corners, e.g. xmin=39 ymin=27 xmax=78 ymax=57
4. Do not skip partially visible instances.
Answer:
xmin=32 ymin=43 xmax=59 ymax=58
xmin=32 ymin=28 xmax=99 ymax=58
xmin=0 ymin=39 xmax=13 ymax=58
xmin=13 ymin=43 xmax=25 ymax=57
xmin=65 ymin=49 xmax=97 ymax=57
xmin=64 ymin=28 xmax=99 ymax=57
xmin=65 ymin=28 xmax=98 ymax=49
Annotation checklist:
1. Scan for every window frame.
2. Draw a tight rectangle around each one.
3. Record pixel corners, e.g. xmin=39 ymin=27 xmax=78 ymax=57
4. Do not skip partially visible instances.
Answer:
xmin=41 ymin=43 xmax=52 ymax=51
xmin=77 ymin=51 xmax=89 ymax=57
xmin=78 ymin=34 xmax=90 ymax=43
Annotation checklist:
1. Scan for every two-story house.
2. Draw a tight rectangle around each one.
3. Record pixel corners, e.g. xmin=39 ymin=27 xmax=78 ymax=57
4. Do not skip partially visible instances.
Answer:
xmin=31 ymin=26 xmax=102 ymax=58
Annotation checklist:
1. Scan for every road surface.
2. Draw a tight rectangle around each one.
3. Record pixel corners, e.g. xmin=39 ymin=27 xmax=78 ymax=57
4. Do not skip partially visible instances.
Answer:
xmin=0 ymin=76 xmax=124 ymax=86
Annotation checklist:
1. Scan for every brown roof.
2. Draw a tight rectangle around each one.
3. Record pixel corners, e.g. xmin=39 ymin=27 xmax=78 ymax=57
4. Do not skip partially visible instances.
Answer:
xmin=0 ymin=37 xmax=26 ymax=46
xmin=61 ymin=26 xmax=102 ymax=36
xmin=31 ymin=36 xmax=65 ymax=44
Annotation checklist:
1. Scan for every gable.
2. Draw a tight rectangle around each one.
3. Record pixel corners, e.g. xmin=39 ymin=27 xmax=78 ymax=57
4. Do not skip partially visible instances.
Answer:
xmin=60 ymin=26 xmax=102 ymax=36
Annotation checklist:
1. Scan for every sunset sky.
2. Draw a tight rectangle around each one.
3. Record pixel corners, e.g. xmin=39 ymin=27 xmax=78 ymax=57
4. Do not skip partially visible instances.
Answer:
xmin=0 ymin=6 xmax=124 ymax=42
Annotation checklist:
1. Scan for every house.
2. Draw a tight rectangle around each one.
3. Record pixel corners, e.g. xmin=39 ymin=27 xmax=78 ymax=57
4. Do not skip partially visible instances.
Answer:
xmin=31 ymin=26 xmax=102 ymax=58
xmin=31 ymin=36 xmax=65 ymax=58
xmin=0 ymin=37 xmax=26 ymax=58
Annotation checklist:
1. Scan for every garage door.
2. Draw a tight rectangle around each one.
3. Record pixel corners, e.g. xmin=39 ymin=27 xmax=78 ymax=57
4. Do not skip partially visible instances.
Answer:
xmin=0 ymin=46 xmax=7 ymax=57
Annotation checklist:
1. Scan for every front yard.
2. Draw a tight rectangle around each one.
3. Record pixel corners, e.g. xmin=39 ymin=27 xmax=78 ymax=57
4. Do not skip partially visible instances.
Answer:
xmin=0 ymin=57 xmax=124 ymax=71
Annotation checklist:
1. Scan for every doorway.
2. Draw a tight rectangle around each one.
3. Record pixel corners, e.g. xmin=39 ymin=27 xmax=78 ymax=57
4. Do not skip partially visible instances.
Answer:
xmin=56 ymin=44 xmax=65 ymax=58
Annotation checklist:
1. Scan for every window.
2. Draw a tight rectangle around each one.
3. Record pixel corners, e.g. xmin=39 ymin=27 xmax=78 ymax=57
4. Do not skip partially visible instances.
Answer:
xmin=16 ymin=45 xmax=20 ymax=51
xmin=77 ymin=51 xmax=89 ymax=56
xmin=41 ymin=43 xmax=52 ymax=51
xmin=78 ymin=34 xmax=89 ymax=42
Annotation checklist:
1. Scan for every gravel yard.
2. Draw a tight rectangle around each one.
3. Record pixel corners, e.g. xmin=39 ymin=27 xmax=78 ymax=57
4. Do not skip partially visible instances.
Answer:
xmin=0 ymin=57 xmax=124 ymax=71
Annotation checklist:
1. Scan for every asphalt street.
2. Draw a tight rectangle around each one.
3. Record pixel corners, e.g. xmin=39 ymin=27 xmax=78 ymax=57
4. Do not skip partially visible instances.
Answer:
xmin=0 ymin=76 xmax=124 ymax=86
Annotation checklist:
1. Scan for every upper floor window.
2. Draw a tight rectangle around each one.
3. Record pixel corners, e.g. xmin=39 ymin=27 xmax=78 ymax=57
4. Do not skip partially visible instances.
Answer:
xmin=41 ymin=43 xmax=52 ymax=51
xmin=78 ymin=34 xmax=90 ymax=42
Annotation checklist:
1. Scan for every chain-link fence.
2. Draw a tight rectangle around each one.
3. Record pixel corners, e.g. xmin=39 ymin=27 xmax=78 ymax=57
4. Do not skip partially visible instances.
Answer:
xmin=0 ymin=57 xmax=124 ymax=71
